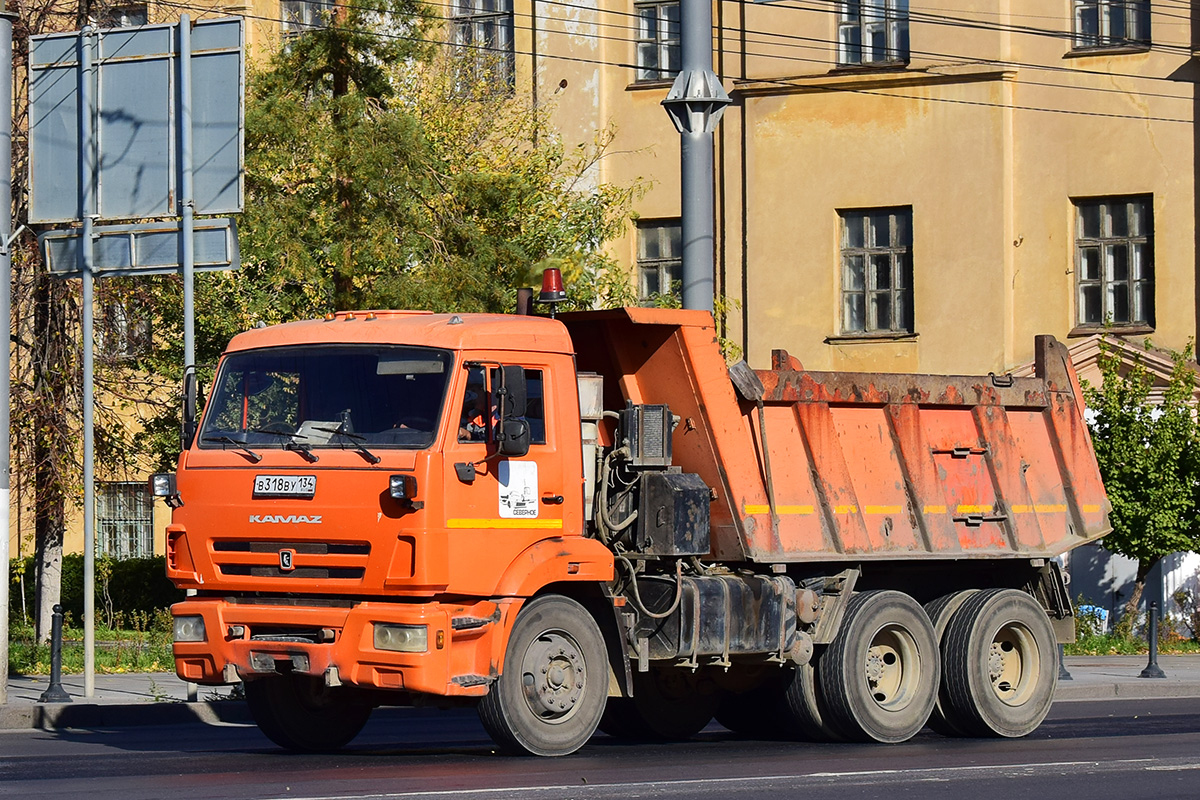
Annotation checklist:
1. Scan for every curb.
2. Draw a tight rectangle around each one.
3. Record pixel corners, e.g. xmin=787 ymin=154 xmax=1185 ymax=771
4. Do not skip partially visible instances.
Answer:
xmin=1055 ymin=681 xmax=1200 ymax=701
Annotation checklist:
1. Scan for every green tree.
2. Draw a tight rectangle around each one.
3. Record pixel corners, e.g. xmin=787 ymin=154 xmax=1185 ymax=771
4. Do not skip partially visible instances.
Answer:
xmin=1085 ymin=339 xmax=1200 ymax=636
xmin=133 ymin=18 xmax=643 ymax=470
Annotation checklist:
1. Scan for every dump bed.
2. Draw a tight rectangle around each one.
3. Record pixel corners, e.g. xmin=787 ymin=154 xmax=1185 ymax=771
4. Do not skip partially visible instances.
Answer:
xmin=562 ymin=308 xmax=1110 ymax=563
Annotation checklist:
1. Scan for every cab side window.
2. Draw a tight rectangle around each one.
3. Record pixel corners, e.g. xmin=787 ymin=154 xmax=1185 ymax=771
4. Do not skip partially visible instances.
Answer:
xmin=458 ymin=367 xmax=489 ymax=442
xmin=524 ymin=369 xmax=545 ymax=445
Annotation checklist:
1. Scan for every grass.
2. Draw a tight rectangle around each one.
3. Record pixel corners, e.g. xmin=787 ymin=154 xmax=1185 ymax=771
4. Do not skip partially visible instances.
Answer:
xmin=7 ymin=609 xmax=175 ymax=676
xmin=1065 ymin=633 xmax=1200 ymax=656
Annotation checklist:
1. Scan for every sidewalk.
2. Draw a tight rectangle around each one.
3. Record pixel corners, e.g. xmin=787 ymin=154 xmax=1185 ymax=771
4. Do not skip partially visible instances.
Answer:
xmin=3 ymin=655 xmax=1200 ymax=731
xmin=0 ymin=672 xmax=249 ymax=730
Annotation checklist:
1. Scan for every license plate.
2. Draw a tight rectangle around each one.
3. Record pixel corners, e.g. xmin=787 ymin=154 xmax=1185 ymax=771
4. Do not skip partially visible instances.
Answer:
xmin=253 ymin=474 xmax=317 ymax=497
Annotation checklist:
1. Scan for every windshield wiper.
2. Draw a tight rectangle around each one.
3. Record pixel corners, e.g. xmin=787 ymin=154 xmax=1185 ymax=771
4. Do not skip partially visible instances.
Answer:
xmin=202 ymin=435 xmax=263 ymax=463
xmin=250 ymin=427 xmax=320 ymax=463
xmin=313 ymin=425 xmax=381 ymax=465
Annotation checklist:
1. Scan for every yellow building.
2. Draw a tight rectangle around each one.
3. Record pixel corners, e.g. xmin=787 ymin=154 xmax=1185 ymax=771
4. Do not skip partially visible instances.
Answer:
xmin=10 ymin=1 xmax=1194 ymax=561
xmin=503 ymin=1 xmax=1196 ymax=376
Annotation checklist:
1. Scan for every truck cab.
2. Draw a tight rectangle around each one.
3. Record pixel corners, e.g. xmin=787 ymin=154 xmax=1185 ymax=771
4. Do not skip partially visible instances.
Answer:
xmin=165 ymin=311 xmax=613 ymax=749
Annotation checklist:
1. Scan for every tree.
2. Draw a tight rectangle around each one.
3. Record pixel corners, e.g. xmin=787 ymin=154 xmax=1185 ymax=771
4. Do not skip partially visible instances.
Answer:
xmin=8 ymin=1 xmax=209 ymax=639
xmin=132 ymin=16 xmax=642 ymax=470
xmin=1084 ymin=338 xmax=1200 ymax=636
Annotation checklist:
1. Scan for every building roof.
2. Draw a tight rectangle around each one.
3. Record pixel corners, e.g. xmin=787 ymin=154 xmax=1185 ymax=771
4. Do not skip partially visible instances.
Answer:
xmin=1013 ymin=334 xmax=1200 ymax=404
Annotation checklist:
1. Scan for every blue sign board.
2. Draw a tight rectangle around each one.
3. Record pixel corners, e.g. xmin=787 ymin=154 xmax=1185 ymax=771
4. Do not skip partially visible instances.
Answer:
xmin=29 ymin=18 xmax=243 ymax=224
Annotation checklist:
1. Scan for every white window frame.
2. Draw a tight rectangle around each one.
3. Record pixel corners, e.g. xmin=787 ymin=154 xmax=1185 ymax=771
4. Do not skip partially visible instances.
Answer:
xmin=635 ymin=1 xmax=681 ymax=82
xmin=839 ymin=207 xmax=914 ymax=335
xmin=281 ymin=0 xmax=333 ymax=37
xmin=838 ymin=0 xmax=910 ymax=67
xmin=450 ymin=0 xmax=515 ymax=87
xmin=1073 ymin=1 xmax=1151 ymax=49
xmin=98 ymin=482 xmax=155 ymax=559
xmin=637 ymin=220 xmax=682 ymax=303
xmin=97 ymin=3 xmax=149 ymax=28
xmin=1074 ymin=196 xmax=1153 ymax=328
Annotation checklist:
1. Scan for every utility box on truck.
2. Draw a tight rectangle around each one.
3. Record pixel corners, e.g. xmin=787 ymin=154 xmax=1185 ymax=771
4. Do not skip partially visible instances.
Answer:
xmin=157 ymin=304 xmax=1109 ymax=756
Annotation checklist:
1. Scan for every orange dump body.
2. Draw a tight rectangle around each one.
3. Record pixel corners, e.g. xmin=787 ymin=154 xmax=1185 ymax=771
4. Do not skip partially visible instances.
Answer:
xmin=562 ymin=308 xmax=1110 ymax=564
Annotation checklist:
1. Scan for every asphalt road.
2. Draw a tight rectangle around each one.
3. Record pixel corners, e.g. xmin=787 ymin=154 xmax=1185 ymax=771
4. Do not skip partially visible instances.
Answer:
xmin=2 ymin=697 xmax=1199 ymax=800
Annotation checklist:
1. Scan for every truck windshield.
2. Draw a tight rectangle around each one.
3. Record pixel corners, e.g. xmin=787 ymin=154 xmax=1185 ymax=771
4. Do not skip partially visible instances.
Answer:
xmin=199 ymin=345 xmax=453 ymax=450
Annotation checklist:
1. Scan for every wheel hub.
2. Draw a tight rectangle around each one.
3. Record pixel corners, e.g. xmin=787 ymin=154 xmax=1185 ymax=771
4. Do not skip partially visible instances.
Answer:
xmin=521 ymin=632 xmax=586 ymax=722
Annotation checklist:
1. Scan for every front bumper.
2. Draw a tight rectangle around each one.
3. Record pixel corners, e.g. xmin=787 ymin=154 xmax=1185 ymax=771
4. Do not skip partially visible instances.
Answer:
xmin=172 ymin=596 xmax=519 ymax=697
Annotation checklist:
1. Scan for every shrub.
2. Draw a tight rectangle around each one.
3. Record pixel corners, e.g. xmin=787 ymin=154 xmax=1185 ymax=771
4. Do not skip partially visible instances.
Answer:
xmin=8 ymin=555 xmax=183 ymax=627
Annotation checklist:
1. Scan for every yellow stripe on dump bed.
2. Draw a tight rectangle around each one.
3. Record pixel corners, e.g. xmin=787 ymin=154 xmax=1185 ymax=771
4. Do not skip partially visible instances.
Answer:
xmin=743 ymin=505 xmax=815 ymax=515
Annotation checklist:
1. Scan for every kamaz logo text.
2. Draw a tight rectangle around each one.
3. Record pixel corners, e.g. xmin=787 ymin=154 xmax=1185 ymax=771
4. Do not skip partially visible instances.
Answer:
xmin=249 ymin=514 xmax=323 ymax=524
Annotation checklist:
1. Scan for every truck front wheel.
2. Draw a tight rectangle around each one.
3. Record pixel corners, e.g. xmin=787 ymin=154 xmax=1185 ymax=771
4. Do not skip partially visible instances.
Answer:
xmin=478 ymin=595 xmax=607 ymax=756
xmin=244 ymin=674 xmax=373 ymax=752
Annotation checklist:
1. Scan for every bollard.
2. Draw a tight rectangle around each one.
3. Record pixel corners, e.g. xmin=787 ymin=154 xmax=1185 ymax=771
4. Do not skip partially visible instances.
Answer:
xmin=1058 ymin=643 xmax=1073 ymax=680
xmin=1139 ymin=600 xmax=1167 ymax=679
xmin=38 ymin=604 xmax=73 ymax=703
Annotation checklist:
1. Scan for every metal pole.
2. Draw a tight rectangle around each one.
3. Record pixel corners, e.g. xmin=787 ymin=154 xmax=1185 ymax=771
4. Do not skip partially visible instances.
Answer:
xmin=680 ymin=0 xmax=714 ymax=313
xmin=180 ymin=15 xmax=195 ymax=372
xmin=0 ymin=8 xmax=18 ymax=707
xmin=38 ymin=604 xmax=72 ymax=703
xmin=1140 ymin=600 xmax=1167 ymax=679
xmin=179 ymin=16 xmax=200 ymax=704
xmin=80 ymin=26 xmax=97 ymax=699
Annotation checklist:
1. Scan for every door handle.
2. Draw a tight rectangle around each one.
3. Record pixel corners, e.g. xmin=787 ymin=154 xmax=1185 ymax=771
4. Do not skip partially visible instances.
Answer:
xmin=541 ymin=494 xmax=564 ymax=505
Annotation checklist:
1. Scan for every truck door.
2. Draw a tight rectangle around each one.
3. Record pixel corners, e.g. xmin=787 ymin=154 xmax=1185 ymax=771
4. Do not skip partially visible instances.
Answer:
xmin=443 ymin=362 xmax=564 ymax=595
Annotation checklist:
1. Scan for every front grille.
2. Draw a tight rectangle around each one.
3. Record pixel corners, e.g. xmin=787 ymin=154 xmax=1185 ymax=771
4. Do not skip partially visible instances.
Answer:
xmin=212 ymin=539 xmax=370 ymax=582
xmin=213 ymin=540 xmax=370 ymax=555
xmin=219 ymin=565 xmax=365 ymax=579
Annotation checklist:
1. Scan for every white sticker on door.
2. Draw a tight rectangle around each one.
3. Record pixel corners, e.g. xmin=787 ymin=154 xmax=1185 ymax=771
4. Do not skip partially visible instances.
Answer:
xmin=498 ymin=461 xmax=539 ymax=519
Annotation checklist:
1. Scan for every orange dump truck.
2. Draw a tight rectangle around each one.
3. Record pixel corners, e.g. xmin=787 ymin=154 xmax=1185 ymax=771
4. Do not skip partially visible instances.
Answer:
xmin=156 ymin=305 xmax=1109 ymax=756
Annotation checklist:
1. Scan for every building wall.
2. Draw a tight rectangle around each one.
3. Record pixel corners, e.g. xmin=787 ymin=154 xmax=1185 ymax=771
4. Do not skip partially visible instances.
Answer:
xmin=533 ymin=1 xmax=1196 ymax=374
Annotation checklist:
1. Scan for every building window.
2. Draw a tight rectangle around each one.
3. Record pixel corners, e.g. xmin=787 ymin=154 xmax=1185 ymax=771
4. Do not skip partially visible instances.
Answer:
xmin=98 ymin=482 xmax=154 ymax=559
xmin=637 ymin=220 xmax=682 ymax=303
xmin=97 ymin=3 xmax=149 ymax=28
xmin=838 ymin=0 xmax=910 ymax=66
xmin=1075 ymin=197 xmax=1153 ymax=328
xmin=636 ymin=1 xmax=680 ymax=81
xmin=98 ymin=294 xmax=151 ymax=362
xmin=281 ymin=0 xmax=333 ymax=36
xmin=1073 ymin=1 xmax=1150 ymax=49
xmin=840 ymin=208 xmax=913 ymax=334
xmin=450 ymin=0 xmax=515 ymax=87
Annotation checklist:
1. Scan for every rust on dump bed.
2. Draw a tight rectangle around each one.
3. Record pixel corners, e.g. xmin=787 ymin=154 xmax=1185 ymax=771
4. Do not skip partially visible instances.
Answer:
xmin=561 ymin=308 xmax=1110 ymax=564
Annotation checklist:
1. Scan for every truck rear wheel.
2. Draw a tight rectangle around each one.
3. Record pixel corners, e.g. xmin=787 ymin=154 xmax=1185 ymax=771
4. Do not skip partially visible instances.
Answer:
xmin=244 ymin=674 xmax=372 ymax=752
xmin=941 ymin=588 xmax=1057 ymax=738
xmin=478 ymin=595 xmax=607 ymax=756
xmin=819 ymin=590 xmax=939 ymax=743
xmin=924 ymin=590 xmax=979 ymax=736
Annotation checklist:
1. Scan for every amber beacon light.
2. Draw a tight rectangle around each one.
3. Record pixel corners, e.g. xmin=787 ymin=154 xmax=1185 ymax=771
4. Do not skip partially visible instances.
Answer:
xmin=537 ymin=267 xmax=567 ymax=318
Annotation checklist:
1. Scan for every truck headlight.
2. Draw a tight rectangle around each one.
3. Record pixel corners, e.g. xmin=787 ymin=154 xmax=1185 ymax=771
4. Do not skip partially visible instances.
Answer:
xmin=149 ymin=473 xmax=177 ymax=497
xmin=373 ymin=623 xmax=428 ymax=653
xmin=173 ymin=615 xmax=207 ymax=643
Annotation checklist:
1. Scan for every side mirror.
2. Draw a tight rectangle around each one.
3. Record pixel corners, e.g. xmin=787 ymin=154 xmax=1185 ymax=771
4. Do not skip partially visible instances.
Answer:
xmin=181 ymin=367 xmax=201 ymax=451
xmin=495 ymin=365 xmax=530 ymax=457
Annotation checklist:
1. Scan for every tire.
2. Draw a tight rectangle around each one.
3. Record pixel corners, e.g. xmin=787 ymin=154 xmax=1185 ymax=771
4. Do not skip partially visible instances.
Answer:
xmin=478 ymin=595 xmax=608 ymax=756
xmin=942 ymin=588 xmax=1057 ymax=738
xmin=598 ymin=666 xmax=718 ymax=741
xmin=924 ymin=590 xmax=979 ymax=736
xmin=778 ymin=656 xmax=843 ymax=742
xmin=818 ymin=590 xmax=940 ymax=743
xmin=244 ymin=674 xmax=372 ymax=752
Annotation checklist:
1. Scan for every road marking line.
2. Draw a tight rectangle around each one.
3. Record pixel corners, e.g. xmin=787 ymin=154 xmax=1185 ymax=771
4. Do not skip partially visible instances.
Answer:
xmin=259 ymin=758 xmax=1164 ymax=800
